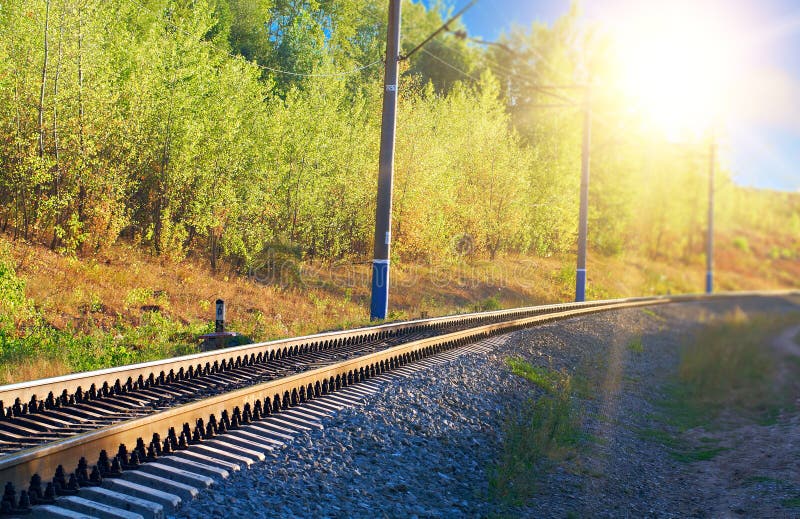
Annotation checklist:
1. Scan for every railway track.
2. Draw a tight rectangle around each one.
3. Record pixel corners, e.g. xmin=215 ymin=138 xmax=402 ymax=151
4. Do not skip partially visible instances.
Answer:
xmin=0 ymin=291 xmax=792 ymax=517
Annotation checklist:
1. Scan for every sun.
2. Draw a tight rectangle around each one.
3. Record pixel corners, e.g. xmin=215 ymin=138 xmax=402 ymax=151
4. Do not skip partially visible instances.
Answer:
xmin=609 ymin=3 xmax=745 ymax=139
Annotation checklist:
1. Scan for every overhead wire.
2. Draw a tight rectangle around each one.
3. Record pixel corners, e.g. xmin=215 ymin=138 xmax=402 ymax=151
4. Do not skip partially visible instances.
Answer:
xmin=419 ymin=47 xmax=481 ymax=82
xmin=401 ymin=0 xmax=479 ymax=60
xmin=424 ymin=29 xmax=580 ymax=105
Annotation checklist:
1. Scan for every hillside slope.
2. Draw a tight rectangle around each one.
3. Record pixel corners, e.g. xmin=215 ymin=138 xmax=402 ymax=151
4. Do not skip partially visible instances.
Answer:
xmin=0 ymin=229 xmax=796 ymax=384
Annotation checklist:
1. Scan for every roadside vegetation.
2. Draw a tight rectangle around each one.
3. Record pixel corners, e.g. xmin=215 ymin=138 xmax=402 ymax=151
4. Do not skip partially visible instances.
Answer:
xmin=0 ymin=244 xmax=203 ymax=382
xmin=2 ymin=1 xmax=799 ymax=270
xmin=1 ymin=233 xmax=797 ymax=384
xmin=489 ymin=359 xmax=584 ymax=504
xmin=640 ymin=310 xmax=799 ymax=462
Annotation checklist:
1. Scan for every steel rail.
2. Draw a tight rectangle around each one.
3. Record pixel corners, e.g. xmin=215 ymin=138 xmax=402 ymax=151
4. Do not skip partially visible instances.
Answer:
xmin=0 ymin=297 xmax=669 ymax=407
xmin=0 ymin=290 xmax=794 ymax=499
xmin=2 ymin=299 xmax=679 ymax=461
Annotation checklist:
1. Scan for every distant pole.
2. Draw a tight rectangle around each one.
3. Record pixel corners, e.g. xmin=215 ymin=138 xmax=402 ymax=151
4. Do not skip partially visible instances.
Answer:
xmin=575 ymin=87 xmax=591 ymax=302
xmin=706 ymin=132 xmax=715 ymax=294
xmin=370 ymin=0 xmax=401 ymax=320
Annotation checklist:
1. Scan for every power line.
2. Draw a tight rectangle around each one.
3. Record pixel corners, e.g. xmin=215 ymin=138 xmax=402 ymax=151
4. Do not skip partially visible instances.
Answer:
xmin=402 ymin=0 xmax=479 ymax=60
xmin=421 ymin=38 xmax=628 ymax=137
xmin=126 ymin=0 xmax=383 ymax=78
xmin=444 ymin=27 xmax=580 ymax=91
xmin=424 ymin=32 xmax=579 ymax=105
xmin=419 ymin=47 xmax=481 ymax=82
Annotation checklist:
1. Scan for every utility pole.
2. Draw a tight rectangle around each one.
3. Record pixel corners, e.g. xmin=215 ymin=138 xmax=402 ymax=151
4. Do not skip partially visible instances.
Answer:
xmin=370 ymin=0 xmax=401 ymax=320
xmin=706 ymin=132 xmax=715 ymax=294
xmin=575 ymin=86 xmax=591 ymax=302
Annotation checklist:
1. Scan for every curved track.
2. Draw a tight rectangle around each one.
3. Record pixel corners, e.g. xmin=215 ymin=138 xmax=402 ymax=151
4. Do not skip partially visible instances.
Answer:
xmin=0 ymin=291 xmax=793 ymax=516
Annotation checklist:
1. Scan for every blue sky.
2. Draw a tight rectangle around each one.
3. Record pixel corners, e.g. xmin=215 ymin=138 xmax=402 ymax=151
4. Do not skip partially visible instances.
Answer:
xmin=444 ymin=0 xmax=800 ymax=192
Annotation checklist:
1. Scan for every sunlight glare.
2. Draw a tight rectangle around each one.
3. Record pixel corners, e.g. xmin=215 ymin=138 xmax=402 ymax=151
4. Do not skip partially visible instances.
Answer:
xmin=610 ymin=4 xmax=745 ymax=139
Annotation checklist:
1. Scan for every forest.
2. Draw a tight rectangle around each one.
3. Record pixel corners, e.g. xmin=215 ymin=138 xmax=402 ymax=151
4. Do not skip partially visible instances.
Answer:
xmin=1 ymin=0 xmax=799 ymax=271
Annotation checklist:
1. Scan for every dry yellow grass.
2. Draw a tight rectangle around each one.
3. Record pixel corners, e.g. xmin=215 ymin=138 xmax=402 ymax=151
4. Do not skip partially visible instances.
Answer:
xmin=0 ymin=358 xmax=70 ymax=384
xmin=1 ymin=227 xmax=796 ymax=383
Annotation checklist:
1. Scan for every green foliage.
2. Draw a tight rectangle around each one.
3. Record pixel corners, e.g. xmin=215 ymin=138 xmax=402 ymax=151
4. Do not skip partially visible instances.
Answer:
xmin=0 ymin=0 xmax=797 ymax=275
xmin=636 ymin=427 xmax=726 ymax=463
xmin=732 ymin=236 xmax=751 ymax=254
xmin=472 ymin=295 xmax=502 ymax=312
xmin=782 ymin=497 xmax=800 ymax=508
xmin=0 ymin=244 xmax=33 ymax=328
xmin=507 ymin=357 xmax=563 ymax=394
xmin=0 ymin=310 xmax=207 ymax=383
xmin=627 ymin=336 xmax=644 ymax=353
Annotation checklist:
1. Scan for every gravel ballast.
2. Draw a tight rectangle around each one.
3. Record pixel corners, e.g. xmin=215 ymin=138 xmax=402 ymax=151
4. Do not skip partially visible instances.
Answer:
xmin=173 ymin=296 xmax=800 ymax=518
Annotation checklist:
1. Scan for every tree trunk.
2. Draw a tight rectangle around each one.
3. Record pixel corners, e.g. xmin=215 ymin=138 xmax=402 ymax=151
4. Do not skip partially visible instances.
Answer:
xmin=50 ymin=10 xmax=65 ymax=250
xmin=210 ymin=232 xmax=218 ymax=272
xmin=154 ymin=110 xmax=174 ymax=254
xmin=77 ymin=5 xmax=85 ymax=153
xmin=72 ymin=5 xmax=89 ymax=236
xmin=38 ymin=0 xmax=51 ymax=159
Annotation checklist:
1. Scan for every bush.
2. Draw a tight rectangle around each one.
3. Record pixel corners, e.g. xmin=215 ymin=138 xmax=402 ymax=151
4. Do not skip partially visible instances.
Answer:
xmin=732 ymin=236 xmax=751 ymax=254
xmin=472 ymin=295 xmax=502 ymax=312
xmin=0 ymin=244 xmax=34 ymax=328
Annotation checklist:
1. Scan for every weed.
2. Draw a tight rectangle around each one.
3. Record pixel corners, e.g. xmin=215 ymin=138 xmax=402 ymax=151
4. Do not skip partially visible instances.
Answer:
xmin=669 ymin=447 xmax=727 ymax=462
xmin=636 ymin=427 xmax=683 ymax=449
xmin=627 ymin=337 xmax=644 ymax=353
xmin=641 ymin=308 xmax=660 ymax=319
xmin=637 ymin=427 xmax=726 ymax=462
xmin=782 ymin=497 xmax=800 ymax=508
xmin=746 ymin=476 xmax=783 ymax=485
xmin=732 ymin=236 xmax=751 ymax=254
xmin=489 ymin=360 xmax=583 ymax=505
xmin=639 ymin=312 xmax=799 ymax=469
xmin=124 ymin=287 xmax=154 ymax=309
xmin=0 ymin=245 xmax=34 ymax=327
xmin=472 ymin=296 xmax=502 ymax=312
xmin=674 ymin=311 xmax=794 ymax=426
xmin=506 ymin=357 xmax=564 ymax=394
xmin=0 ymin=310 xmax=208 ymax=384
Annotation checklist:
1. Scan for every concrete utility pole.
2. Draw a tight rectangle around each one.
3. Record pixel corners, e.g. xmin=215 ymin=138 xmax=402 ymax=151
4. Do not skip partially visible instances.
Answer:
xmin=370 ymin=0 xmax=401 ymax=320
xmin=575 ymin=87 xmax=591 ymax=302
xmin=706 ymin=133 xmax=716 ymax=294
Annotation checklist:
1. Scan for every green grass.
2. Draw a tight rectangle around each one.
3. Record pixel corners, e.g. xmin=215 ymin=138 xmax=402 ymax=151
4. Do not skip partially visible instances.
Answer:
xmin=636 ymin=427 xmax=727 ymax=462
xmin=627 ymin=336 xmax=644 ymax=353
xmin=489 ymin=359 xmax=584 ymax=505
xmin=472 ymin=295 xmax=502 ymax=312
xmin=641 ymin=308 xmax=663 ymax=320
xmin=746 ymin=476 xmax=784 ymax=485
xmin=637 ymin=427 xmax=683 ymax=449
xmin=669 ymin=447 xmax=727 ymax=462
xmin=639 ymin=311 xmax=798 ymax=465
xmin=0 ymin=246 xmax=209 ymax=383
xmin=671 ymin=311 xmax=796 ymax=427
xmin=506 ymin=357 xmax=564 ymax=394
xmin=0 ymin=313 xmax=208 ymax=383
xmin=782 ymin=497 xmax=800 ymax=508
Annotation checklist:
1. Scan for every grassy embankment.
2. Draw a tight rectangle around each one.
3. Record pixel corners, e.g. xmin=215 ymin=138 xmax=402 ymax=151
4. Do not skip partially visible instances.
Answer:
xmin=0 ymin=229 xmax=797 ymax=384
xmin=489 ymin=308 xmax=800 ymax=508
xmin=640 ymin=310 xmax=799 ymax=462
